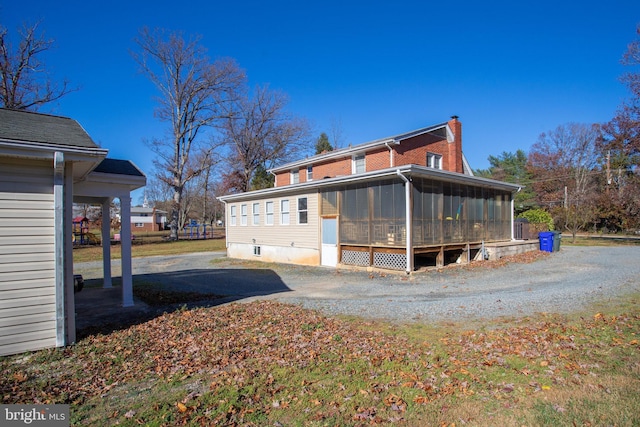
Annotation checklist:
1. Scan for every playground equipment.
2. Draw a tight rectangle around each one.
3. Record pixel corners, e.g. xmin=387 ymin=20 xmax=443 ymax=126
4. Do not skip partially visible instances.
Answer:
xmin=183 ymin=220 xmax=210 ymax=239
xmin=72 ymin=216 xmax=100 ymax=245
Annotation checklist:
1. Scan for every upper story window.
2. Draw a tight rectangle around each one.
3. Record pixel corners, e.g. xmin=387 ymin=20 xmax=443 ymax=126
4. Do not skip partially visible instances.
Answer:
xmin=353 ymin=154 xmax=366 ymax=174
xmin=265 ymin=201 xmax=274 ymax=225
xmin=427 ymin=152 xmax=443 ymax=170
xmin=306 ymin=165 xmax=313 ymax=181
xmin=280 ymin=199 xmax=290 ymax=225
xmin=291 ymin=169 xmax=299 ymax=184
xmin=298 ymin=197 xmax=308 ymax=224
xmin=230 ymin=205 xmax=237 ymax=226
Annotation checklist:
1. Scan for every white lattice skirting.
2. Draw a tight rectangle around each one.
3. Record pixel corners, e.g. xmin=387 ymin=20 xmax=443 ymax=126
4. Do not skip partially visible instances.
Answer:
xmin=341 ymin=250 xmax=369 ymax=266
xmin=373 ymin=252 xmax=407 ymax=270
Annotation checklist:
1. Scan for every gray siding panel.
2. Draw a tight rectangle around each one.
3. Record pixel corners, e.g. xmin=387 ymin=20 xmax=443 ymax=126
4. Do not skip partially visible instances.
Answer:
xmin=0 ymin=158 xmax=57 ymax=356
xmin=0 ymin=312 xmax=54 ymax=329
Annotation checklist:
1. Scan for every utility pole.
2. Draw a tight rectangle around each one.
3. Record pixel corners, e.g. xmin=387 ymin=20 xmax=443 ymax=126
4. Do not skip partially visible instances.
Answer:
xmin=606 ymin=150 xmax=612 ymax=193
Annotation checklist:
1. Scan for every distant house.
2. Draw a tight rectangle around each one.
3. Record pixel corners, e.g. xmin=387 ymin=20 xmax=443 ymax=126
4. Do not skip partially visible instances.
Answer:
xmin=219 ymin=117 xmax=522 ymax=273
xmin=0 ymin=108 xmax=145 ymax=356
xmin=131 ymin=206 xmax=167 ymax=232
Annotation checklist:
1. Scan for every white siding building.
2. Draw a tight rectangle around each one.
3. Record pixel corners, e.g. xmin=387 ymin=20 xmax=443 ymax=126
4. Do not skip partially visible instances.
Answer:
xmin=0 ymin=109 xmax=145 ymax=356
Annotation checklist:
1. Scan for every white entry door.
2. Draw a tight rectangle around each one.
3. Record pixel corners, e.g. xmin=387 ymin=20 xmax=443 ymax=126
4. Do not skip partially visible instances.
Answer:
xmin=321 ymin=218 xmax=337 ymax=267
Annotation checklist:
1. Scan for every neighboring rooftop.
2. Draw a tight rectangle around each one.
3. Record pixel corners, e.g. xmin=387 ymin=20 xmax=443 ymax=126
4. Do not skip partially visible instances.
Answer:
xmin=0 ymin=108 xmax=99 ymax=148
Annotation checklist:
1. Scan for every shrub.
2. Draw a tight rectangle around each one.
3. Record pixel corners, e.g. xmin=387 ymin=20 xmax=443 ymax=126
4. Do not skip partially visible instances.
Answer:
xmin=518 ymin=208 xmax=554 ymax=231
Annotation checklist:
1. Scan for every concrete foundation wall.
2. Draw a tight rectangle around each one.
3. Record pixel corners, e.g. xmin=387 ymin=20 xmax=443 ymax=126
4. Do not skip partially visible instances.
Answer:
xmin=484 ymin=240 xmax=540 ymax=260
xmin=227 ymin=242 xmax=320 ymax=266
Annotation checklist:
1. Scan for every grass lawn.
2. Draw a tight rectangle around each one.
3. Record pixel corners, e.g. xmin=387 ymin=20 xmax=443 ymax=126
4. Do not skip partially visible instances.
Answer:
xmin=3 ymin=240 xmax=638 ymax=426
xmin=73 ymin=238 xmax=227 ymax=263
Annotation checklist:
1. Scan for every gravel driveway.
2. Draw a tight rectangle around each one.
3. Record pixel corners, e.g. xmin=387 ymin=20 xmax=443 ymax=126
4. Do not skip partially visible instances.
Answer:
xmin=74 ymin=245 xmax=640 ymax=323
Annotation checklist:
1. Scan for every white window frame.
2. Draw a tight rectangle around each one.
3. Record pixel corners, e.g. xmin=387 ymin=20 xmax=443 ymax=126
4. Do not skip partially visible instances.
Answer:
xmin=427 ymin=152 xmax=443 ymax=169
xmin=265 ymin=201 xmax=274 ymax=225
xmin=352 ymin=153 xmax=366 ymax=174
xmin=240 ymin=204 xmax=248 ymax=226
xmin=297 ymin=197 xmax=308 ymax=225
xmin=230 ymin=205 xmax=237 ymax=226
xmin=280 ymin=199 xmax=290 ymax=225
xmin=252 ymin=202 xmax=260 ymax=225
xmin=306 ymin=165 xmax=313 ymax=181
xmin=291 ymin=169 xmax=299 ymax=184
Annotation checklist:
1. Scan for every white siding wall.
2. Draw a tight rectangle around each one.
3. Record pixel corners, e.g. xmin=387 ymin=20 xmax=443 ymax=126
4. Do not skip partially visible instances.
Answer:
xmin=225 ymin=192 xmax=320 ymax=265
xmin=0 ymin=159 xmax=56 ymax=356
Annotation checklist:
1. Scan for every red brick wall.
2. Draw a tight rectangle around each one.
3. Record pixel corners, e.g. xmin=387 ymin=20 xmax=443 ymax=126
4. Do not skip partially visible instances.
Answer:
xmin=394 ymin=133 xmax=446 ymax=168
xmin=366 ymin=148 xmax=392 ymax=170
xmin=275 ymin=171 xmax=289 ymax=186
xmin=132 ymin=222 xmax=156 ymax=232
xmin=447 ymin=117 xmax=463 ymax=173
xmin=273 ymin=118 xmax=464 ymax=187
xmin=313 ymin=157 xmax=352 ymax=179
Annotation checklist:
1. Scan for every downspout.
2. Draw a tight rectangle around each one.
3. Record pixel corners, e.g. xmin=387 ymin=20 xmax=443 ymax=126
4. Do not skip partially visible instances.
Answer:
xmin=220 ymin=200 xmax=229 ymax=250
xmin=385 ymin=140 xmax=395 ymax=167
xmin=396 ymin=169 xmax=413 ymax=274
xmin=269 ymin=170 xmax=277 ymax=187
xmin=511 ymin=187 xmax=521 ymax=241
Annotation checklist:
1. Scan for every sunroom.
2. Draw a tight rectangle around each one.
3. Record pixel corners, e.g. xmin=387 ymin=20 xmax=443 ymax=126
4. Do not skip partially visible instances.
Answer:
xmin=318 ymin=165 xmax=519 ymax=272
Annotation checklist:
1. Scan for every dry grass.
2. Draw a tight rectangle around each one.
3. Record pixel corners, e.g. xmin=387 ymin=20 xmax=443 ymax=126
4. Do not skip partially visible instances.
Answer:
xmin=72 ymin=238 xmax=226 ymax=263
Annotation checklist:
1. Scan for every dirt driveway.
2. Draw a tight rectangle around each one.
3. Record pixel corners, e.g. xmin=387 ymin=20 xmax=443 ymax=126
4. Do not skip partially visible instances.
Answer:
xmin=74 ymin=246 xmax=640 ymax=333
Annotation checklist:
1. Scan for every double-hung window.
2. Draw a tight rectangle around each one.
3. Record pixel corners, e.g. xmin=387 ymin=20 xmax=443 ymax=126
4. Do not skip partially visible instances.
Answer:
xmin=298 ymin=197 xmax=308 ymax=224
xmin=353 ymin=154 xmax=366 ymax=174
xmin=427 ymin=152 xmax=443 ymax=169
xmin=252 ymin=202 xmax=260 ymax=225
xmin=230 ymin=205 xmax=237 ymax=226
xmin=265 ymin=201 xmax=274 ymax=225
xmin=240 ymin=204 xmax=248 ymax=225
xmin=306 ymin=166 xmax=313 ymax=181
xmin=280 ymin=199 xmax=290 ymax=225
xmin=291 ymin=169 xmax=299 ymax=184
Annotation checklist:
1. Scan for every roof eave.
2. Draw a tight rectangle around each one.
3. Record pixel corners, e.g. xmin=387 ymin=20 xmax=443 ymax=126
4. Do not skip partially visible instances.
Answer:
xmin=219 ymin=164 xmax=520 ymax=203
xmin=269 ymin=121 xmax=452 ymax=174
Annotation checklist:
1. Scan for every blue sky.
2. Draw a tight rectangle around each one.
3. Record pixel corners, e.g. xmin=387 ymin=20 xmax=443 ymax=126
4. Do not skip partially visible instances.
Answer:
xmin=2 ymin=1 xmax=639 ymax=203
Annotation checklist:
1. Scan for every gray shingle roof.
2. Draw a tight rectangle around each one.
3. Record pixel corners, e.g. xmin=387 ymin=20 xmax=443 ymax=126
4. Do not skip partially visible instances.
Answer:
xmin=0 ymin=108 xmax=99 ymax=148
xmin=93 ymin=158 xmax=145 ymax=177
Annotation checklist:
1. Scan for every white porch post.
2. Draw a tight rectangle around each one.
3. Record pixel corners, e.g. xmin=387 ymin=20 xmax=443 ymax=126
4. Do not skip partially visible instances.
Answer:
xmin=120 ymin=194 xmax=134 ymax=307
xmin=101 ymin=199 xmax=112 ymax=288
xmin=64 ymin=162 xmax=75 ymax=344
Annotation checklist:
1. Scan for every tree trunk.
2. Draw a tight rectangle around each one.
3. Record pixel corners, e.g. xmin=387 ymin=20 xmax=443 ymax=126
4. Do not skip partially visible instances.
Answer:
xmin=169 ymin=188 xmax=182 ymax=240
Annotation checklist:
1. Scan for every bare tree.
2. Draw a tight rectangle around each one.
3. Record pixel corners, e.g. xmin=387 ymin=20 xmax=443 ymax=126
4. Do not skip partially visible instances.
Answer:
xmin=132 ymin=27 xmax=245 ymax=239
xmin=329 ymin=116 xmax=346 ymax=149
xmin=0 ymin=21 xmax=75 ymax=110
xmin=221 ymin=85 xmax=310 ymax=192
xmin=528 ymin=123 xmax=601 ymax=242
xmin=598 ymin=24 xmax=640 ymax=233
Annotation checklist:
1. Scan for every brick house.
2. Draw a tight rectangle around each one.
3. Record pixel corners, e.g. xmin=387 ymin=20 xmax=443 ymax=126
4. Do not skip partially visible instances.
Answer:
xmin=131 ymin=206 xmax=167 ymax=232
xmin=219 ymin=117 xmax=521 ymax=273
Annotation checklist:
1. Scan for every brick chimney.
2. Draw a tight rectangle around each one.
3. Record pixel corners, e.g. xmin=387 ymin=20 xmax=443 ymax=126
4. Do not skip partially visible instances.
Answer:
xmin=447 ymin=116 xmax=463 ymax=174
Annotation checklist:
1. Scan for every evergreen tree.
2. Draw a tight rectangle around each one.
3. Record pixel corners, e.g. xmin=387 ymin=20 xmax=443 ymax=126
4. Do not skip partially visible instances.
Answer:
xmin=250 ymin=163 xmax=275 ymax=190
xmin=474 ymin=149 xmax=537 ymax=214
xmin=315 ymin=132 xmax=333 ymax=154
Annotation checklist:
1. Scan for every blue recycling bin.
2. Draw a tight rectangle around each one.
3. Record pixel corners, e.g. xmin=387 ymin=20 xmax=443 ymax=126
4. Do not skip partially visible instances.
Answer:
xmin=539 ymin=231 xmax=554 ymax=252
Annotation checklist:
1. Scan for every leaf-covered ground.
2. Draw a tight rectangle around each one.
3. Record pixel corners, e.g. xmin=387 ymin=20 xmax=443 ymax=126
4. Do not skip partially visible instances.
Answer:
xmin=2 ymin=298 xmax=639 ymax=426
